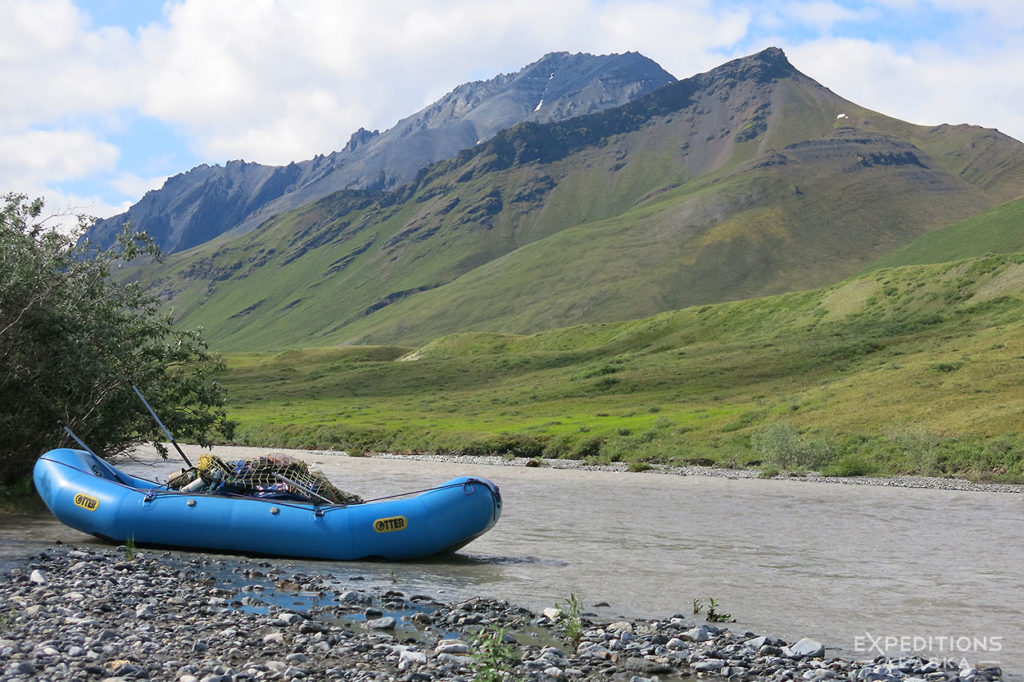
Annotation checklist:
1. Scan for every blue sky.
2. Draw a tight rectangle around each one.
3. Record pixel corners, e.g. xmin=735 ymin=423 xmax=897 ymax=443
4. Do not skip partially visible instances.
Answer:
xmin=2 ymin=0 xmax=1022 ymax=222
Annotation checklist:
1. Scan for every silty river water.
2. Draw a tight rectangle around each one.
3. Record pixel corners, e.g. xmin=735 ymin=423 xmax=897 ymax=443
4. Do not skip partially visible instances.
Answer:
xmin=3 ymin=444 xmax=1021 ymax=678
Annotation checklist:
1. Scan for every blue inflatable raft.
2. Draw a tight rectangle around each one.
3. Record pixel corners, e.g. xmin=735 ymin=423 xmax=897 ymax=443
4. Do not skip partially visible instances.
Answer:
xmin=33 ymin=448 xmax=501 ymax=561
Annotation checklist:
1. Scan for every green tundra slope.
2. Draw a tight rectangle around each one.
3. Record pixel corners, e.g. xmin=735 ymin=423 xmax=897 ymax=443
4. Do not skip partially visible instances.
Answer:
xmin=129 ymin=48 xmax=1024 ymax=351
xmin=870 ymin=196 xmax=1024 ymax=269
xmin=220 ymin=252 xmax=1024 ymax=481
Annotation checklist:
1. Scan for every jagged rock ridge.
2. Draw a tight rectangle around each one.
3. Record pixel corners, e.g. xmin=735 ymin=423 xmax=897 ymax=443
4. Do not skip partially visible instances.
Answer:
xmin=87 ymin=51 xmax=675 ymax=254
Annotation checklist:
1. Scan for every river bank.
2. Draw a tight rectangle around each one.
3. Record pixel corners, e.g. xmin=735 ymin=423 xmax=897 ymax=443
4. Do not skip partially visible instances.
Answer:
xmin=364 ymin=451 xmax=1024 ymax=494
xmin=6 ymin=445 xmax=1019 ymax=679
xmin=121 ymin=442 xmax=1024 ymax=494
xmin=0 ymin=545 xmax=1006 ymax=681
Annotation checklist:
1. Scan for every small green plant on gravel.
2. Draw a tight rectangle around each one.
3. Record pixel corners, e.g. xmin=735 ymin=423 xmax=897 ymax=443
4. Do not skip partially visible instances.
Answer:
xmin=0 ymin=607 xmax=15 ymax=631
xmin=705 ymin=597 xmax=732 ymax=622
xmin=556 ymin=592 xmax=584 ymax=648
xmin=692 ymin=598 xmax=704 ymax=615
xmin=472 ymin=624 xmax=520 ymax=682
xmin=122 ymin=536 xmax=137 ymax=561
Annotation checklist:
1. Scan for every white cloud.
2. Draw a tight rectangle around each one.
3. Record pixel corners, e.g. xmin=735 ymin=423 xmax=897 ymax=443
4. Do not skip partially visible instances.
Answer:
xmin=129 ymin=0 xmax=758 ymax=164
xmin=0 ymin=0 xmax=135 ymax=127
xmin=1 ymin=0 xmax=1023 ymax=217
xmin=0 ymin=127 xmax=123 ymax=227
xmin=923 ymin=0 xmax=1024 ymax=29
xmin=774 ymin=1 xmax=877 ymax=33
xmin=786 ymin=37 xmax=1024 ymax=140
xmin=110 ymin=172 xmax=169 ymax=200
xmin=591 ymin=1 xmax=751 ymax=74
xmin=0 ymin=0 xmax=137 ymax=217
xmin=0 ymin=129 xmax=119 ymax=184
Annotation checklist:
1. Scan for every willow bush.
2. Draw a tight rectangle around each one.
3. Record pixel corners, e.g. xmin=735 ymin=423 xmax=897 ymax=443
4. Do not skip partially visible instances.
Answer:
xmin=0 ymin=194 xmax=233 ymax=484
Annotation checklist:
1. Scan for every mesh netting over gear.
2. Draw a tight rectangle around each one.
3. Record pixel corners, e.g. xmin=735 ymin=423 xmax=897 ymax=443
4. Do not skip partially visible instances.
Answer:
xmin=168 ymin=453 xmax=363 ymax=505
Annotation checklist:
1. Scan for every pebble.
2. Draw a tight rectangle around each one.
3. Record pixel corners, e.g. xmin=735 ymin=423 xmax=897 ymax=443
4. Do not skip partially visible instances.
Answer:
xmin=365 ymin=615 xmax=396 ymax=630
xmin=786 ymin=637 xmax=827 ymax=658
xmin=0 ymin=546 xmax=1005 ymax=681
xmin=434 ymin=639 xmax=471 ymax=655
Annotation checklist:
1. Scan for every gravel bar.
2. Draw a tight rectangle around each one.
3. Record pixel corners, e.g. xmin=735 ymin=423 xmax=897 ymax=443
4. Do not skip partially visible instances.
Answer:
xmin=360 ymin=453 xmax=1024 ymax=494
xmin=0 ymin=546 xmax=1006 ymax=681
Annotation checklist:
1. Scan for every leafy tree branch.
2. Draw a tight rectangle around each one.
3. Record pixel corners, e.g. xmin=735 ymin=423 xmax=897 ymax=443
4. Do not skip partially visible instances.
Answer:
xmin=0 ymin=193 xmax=234 ymax=483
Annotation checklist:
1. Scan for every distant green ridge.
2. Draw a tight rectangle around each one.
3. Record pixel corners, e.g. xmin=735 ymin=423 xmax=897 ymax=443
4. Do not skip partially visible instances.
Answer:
xmin=871 ymin=196 xmax=1024 ymax=269
xmin=220 ymin=252 xmax=1024 ymax=482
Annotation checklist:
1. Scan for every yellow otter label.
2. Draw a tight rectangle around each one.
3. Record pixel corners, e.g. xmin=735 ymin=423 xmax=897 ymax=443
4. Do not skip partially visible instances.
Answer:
xmin=73 ymin=493 xmax=99 ymax=511
xmin=373 ymin=516 xmax=407 ymax=533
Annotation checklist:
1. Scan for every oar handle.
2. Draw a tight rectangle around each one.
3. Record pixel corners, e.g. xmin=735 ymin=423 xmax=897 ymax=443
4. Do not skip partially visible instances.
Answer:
xmin=132 ymin=384 xmax=193 ymax=468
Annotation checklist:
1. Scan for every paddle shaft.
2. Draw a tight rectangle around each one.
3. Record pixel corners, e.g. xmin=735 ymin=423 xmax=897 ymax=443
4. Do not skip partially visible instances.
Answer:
xmin=63 ymin=425 xmax=98 ymax=457
xmin=62 ymin=425 xmax=130 ymax=485
xmin=132 ymin=385 xmax=193 ymax=468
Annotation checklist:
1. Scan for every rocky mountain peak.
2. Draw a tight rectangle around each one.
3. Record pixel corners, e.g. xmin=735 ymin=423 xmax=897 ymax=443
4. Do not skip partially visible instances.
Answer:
xmin=86 ymin=51 xmax=675 ymax=254
xmin=708 ymin=46 xmax=798 ymax=85
xmin=343 ymin=127 xmax=380 ymax=153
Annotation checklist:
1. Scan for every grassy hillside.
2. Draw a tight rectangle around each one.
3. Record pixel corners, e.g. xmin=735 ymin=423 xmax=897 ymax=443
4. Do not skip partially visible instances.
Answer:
xmin=219 ymin=252 xmax=1024 ymax=481
xmin=127 ymin=50 xmax=1024 ymax=351
xmin=870 ymin=196 xmax=1024 ymax=269
xmin=324 ymin=130 xmax=992 ymax=346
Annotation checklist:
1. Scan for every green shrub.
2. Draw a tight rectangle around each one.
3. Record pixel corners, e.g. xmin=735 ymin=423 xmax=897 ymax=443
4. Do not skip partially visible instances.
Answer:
xmin=571 ymin=435 xmax=605 ymax=459
xmin=751 ymin=423 xmax=834 ymax=470
xmin=885 ymin=424 xmax=942 ymax=474
xmin=0 ymin=194 xmax=232 ymax=483
xmin=751 ymin=423 xmax=802 ymax=469
xmin=820 ymin=453 xmax=881 ymax=477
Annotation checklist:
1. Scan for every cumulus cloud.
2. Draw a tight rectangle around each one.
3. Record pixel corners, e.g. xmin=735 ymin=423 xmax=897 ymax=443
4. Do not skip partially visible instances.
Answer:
xmin=0 ymin=0 xmax=135 ymax=127
xmin=773 ymin=1 xmax=879 ymax=33
xmin=1 ymin=0 xmax=1022 ymax=219
xmin=110 ymin=172 xmax=168 ymax=200
xmin=0 ymin=126 xmax=123 ymax=230
xmin=0 ymin=129 xmax=119 ymax=186
xmin=786 ymin=37 xmax=1024 ymax=139
xmin=0 ymin=0 xmax=138 ymax=217
xmin=129 ymin=0 xmax=758 ymax=164
xmin=925 ymin=0 xmax=1024 ymax=29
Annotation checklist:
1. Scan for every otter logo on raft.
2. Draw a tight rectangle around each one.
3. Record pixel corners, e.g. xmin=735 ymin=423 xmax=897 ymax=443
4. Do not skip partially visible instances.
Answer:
xmin=373 ymin=516 xmax=407 ymax=533
xmin=73 ymin=493 xmax=99 ymax=511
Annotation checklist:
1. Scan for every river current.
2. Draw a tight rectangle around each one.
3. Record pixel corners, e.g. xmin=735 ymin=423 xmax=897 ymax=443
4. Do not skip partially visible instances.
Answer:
xmin=4 ymin=445 xmax=1022 ymax=677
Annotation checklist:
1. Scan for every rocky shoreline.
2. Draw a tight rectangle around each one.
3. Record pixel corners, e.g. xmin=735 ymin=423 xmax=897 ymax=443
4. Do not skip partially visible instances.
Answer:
xmin=0 ymin=546 xmax=1006 ymax=681
xmin=365 ymin=453 xmax=1023 ymax=494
